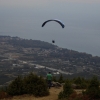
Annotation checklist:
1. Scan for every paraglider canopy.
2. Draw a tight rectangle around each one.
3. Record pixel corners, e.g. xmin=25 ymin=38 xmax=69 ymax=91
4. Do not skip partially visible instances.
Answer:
xmin=42 ymin=19 xmax=65 ymax=28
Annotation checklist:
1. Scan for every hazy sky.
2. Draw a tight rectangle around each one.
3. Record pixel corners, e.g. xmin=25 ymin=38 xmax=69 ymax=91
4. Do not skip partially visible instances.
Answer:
xmin=0 ymin=0 xmax=100 ymax=56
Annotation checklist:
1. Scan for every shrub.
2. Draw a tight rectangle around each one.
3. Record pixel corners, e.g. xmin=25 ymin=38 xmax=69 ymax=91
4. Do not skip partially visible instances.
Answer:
xmin=7 ymin=73 xmax=49 ymax=97
xmin=0 ymin=86 xmax=10 ymax=99
xmin=73 ymin=77 xmax=88 ymax=89
xmin=68 ymin=93 xmax=90 ymax=100
xmin=58 ymin=74 xmax=64 ymax=83
xmin=7 ymin=76 xmax=24 ymax=96
xmin=0 ymin=91 xmax=8 ymax=99
xmin=84 ymin=76 xmax=100 ymax=99
xmin=58 ymin=79 xmax=74 ymax=99
xmin=68 ymin=91 xmax=77 ymax=99
xmin=52 ymin=76 xmax=57 ymax=82
xmin=23 ymin=73 xmax=49 ymax=96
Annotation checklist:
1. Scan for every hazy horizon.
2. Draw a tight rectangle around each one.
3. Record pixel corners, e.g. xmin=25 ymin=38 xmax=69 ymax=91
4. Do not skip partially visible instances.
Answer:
xmin=0 ymin=0 xmax=100 ymax=56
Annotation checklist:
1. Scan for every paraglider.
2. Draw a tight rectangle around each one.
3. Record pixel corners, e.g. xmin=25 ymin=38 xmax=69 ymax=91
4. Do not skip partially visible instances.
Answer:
xmin=42 ymin=19 xmax=65 ymax=28
xmin=42 ymin=19 xmax=65 ymax=44
xmin=52 ymin=40 xmax=55 ymax=43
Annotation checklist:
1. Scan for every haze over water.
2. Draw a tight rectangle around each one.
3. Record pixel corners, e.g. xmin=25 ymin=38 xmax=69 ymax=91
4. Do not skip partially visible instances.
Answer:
xmin=0 ymin=0 xmax=100 ymax=56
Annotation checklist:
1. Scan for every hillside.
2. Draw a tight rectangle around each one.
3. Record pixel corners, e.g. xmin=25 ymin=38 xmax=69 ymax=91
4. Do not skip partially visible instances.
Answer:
xmin=0 ymin=35 xmax=100 ymax=85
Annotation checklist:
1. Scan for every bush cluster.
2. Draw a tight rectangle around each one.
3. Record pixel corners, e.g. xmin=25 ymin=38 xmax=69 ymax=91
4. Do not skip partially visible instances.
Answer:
xmin=84 ymin=76 xmax=100 ymax=99
xmin=73 ymin=77 xmax=88 ymax=89
xmin=0 ymin=91 xmax=10 ymax=99
xmin=0 ymin=87 xmax=10 ymax=99
xmin=58 ymin=76 xmax=100 ymax=100
xmin=7 ymin=73 xmax=49 ymax=97
xmin=1 ymin=74 xmax=100 ymax=100
xmin=58 ymin=79 xmax=74 ymax=99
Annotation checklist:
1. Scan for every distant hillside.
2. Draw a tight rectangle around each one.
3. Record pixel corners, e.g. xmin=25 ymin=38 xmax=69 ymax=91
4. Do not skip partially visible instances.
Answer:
xmin=0 ymin=35 xmax=100 ymax=85
xmin=0 ymin=35 xmax=56 ymax=49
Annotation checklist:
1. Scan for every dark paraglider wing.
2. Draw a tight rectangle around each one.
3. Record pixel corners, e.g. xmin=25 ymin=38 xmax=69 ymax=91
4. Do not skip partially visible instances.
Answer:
xmin=42 ymin=20 xmax=52 ymax=27
xmin=42 ymin=19 xmax=65 ymax=28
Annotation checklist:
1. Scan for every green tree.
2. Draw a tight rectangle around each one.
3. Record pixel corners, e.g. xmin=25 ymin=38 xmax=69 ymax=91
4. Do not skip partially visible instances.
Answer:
xmin=84 ymin=76 xmax=100 ymax=99
xmin=23 ymin=73 xmax=49 ymax=96
xmin=7 ymin=76 xmax=24 ymax=95
xmin=74 ymin=77 xmax=82 ymax=85
xmin=7 ymin=73 xmax=49 ymax=97
xmin=58 ymin=74 xmax=64 ymax=83
xmin=73 ymin=77 xmax=87 ymax=89
xmin=58 ymin=79 xmax=74 ymax=99
xmin=52 ymin=76 xmax=57 ymax=82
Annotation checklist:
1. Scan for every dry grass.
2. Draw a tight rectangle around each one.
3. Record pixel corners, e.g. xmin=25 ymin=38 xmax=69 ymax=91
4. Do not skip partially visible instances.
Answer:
xmin=2 ymin=87 xmax=84 ymax=100
xmin=75 ymin=89 xmax=85 ymax=94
